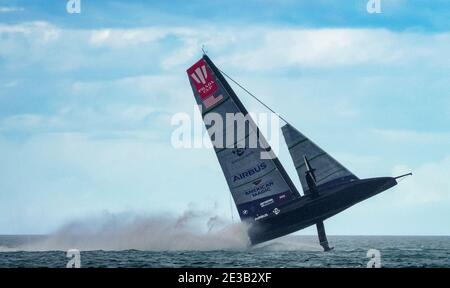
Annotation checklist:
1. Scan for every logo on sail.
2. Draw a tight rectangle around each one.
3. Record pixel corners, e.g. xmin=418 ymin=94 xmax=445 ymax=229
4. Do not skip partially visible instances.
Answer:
xmin=187 ymin=59 xmax=222 ymax=108
xmin=254 ymin=213 xmax=268 ymax=221
xmin=190 ymin=65 xmax=208 ymax=85
xmin=243 ymin=179 xmax=274 ymax=198
xmin=232 ymin=148 xmax=246 ymax=157
xmin=232 ymin=162 xmax=267 ymax=183
xmin=260 ymin=198 xmax=274 ymax=208
xmin=229 ymin=146 xmax=255 ymax=165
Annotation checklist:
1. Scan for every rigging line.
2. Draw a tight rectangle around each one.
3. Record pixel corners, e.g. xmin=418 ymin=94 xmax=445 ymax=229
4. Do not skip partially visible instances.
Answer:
xmin=218 ymin=68 xmax=292 ymax=126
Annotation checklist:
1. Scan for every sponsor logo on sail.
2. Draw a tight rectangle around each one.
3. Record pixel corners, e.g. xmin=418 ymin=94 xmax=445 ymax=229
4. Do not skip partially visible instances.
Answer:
xmin=254 ymin=213 xmax=268 ymax=221
xmin=260 ymin=198 xmax=274 ymax=208
xmin=190 ymin=65 xmax=208 ymax=85
xmin=244 ymin=179 xmax=274 ymax=198
xmin=232 ymin=147 xmax=246 ymax=157
xmin=230 ymin=147 xmax=255 ymax=165
xmin=232 ymin=162 xmax=267 ymax=183
xmin=187 ymin=59 xmax=222 ymax=108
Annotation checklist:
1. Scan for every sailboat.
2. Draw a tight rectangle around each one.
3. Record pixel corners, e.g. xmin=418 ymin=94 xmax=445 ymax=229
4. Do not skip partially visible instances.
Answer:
xmin=186 ymin=54 xmax=411 ymax=251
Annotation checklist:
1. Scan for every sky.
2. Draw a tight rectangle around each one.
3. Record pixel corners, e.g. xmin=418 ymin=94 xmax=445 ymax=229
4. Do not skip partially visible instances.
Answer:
xmin=0 ymin=0 xmax=449 ymax=235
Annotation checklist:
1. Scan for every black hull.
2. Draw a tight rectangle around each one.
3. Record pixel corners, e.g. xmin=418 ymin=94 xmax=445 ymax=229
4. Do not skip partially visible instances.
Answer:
xmin=248 ymin=177 xmax=397 ymax=245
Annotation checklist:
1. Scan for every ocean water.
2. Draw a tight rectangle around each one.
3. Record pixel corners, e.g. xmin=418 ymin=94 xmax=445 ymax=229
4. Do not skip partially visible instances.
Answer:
xmin=1 ymin=235 xmax=449 ymax=268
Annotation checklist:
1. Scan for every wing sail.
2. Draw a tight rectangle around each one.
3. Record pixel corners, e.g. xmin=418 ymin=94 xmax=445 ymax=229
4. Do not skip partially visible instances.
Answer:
xmin=187 ymin=55 xmax=301 ymax=220
xmin=281 ymin=124 xmax=358 ymax=195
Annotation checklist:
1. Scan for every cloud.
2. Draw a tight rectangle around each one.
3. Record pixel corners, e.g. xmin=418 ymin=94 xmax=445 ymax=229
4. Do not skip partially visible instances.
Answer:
xmin=0 ymin=21 xmax=59 ymax=42
xmin=2 ymin=22 xmax=450 ymax=74
xmin=333 ymin=101 xmax=360 ymax=118
xmin=223 ymin=28 xmax=450 ymax=70
xmin=373 ymin=129 xmax=450 ymax=144
xmin=0 ymin=114 xmax=53 ymax=131
xmin=0 ymin=22 xmax=61 ymax=70
xmin=0 ymin=73 xmax=191 ymax=137
xmin=89 ymin=28 xmax=171 ymax=48
xmin=0 ymin=7 xmax=24 ymax=13
xmin=2 ymin=80 xmax=18 ymax=88
xmin=391 ymin=156 xmax=450 ymax=205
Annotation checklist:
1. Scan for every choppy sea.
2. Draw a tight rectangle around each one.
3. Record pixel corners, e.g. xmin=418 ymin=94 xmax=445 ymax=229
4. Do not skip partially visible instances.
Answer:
xmin=1 ymin=235 xmax=449 ymax=268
